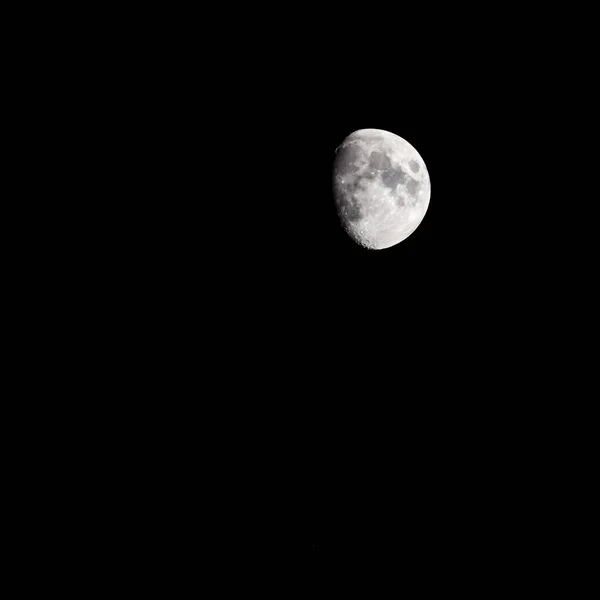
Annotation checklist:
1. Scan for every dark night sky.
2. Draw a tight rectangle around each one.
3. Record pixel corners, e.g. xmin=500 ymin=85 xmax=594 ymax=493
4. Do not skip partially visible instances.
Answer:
xmin=117 ymin=23 xmax=512 ymax=510
xmin=110 ymin=9 xmax=539 ymax=333
xmin=138 ymin=49 xmax=514 ymax=550
xmin=17 ymin=4 xmax=588 ymax=574
xmin=77 ymin=8 xmax=582 ymax=556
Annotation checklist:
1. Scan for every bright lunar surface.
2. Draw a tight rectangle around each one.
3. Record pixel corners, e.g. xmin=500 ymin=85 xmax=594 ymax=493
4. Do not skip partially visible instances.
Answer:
xmin=332 ymin=129 xmax=431 ymax=249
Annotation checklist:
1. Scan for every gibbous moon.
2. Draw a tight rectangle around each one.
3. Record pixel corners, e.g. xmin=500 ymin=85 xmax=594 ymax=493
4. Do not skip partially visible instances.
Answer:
xmin=332 ymin=129 xmax=431 ymax=249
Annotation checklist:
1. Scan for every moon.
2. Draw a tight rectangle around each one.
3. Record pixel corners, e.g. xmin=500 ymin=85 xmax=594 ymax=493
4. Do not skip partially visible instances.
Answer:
xmin=332 ymin=129 xmax=431 ymax=249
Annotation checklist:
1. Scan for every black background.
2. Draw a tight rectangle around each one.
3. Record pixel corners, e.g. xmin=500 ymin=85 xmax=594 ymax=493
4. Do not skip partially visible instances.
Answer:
xmin=118 ymin=32 xmax=516 ymax=552
xmin=34 ymin=4 xmax=590 ymax=561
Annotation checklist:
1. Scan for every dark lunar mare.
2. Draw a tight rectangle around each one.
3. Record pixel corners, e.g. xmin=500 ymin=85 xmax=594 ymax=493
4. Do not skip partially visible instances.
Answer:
xmin=381 ymin=166 xmax=406 ymax=189
xmin=369 ymin=151 xmax=392 ymax=171
xmin=406 ymin=178 xmax=420 ymax=196
xmin=368 ymin=150 xmax=407 ymax=190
